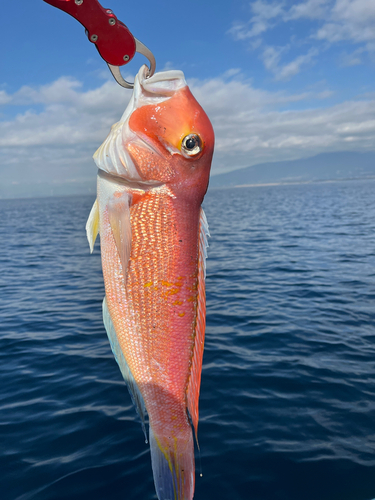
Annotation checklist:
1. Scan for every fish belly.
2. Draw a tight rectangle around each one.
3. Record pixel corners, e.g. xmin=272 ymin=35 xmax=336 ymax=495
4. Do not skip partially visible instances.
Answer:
xmin=99 ymin=185 xmax=201 ymax=500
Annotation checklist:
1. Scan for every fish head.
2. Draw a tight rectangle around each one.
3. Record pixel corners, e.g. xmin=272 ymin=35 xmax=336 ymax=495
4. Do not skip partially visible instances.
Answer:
xmin=94 ymin=66 xmax=214 ymax=202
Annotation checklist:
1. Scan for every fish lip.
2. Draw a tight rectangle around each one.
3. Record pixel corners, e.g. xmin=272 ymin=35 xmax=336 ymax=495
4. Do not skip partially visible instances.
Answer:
xmin=127 ymin=131 xmax=173 ymax=160
xmin=98 ymin=168 xmax=164 ymax=190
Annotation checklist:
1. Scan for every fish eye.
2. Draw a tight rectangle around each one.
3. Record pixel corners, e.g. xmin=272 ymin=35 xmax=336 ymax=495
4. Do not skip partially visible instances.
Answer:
xmin=181 ymin=134 xmax=202 ymax=157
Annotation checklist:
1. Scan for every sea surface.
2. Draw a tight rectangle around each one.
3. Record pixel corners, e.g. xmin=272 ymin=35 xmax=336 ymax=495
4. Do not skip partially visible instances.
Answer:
xmin=1 ymin=178 xmax=375 ymax=500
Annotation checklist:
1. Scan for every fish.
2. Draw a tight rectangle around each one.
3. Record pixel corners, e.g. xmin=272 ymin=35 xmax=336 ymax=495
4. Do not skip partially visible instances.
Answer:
xmin=86 ymin=65 xmax=214 ymax=500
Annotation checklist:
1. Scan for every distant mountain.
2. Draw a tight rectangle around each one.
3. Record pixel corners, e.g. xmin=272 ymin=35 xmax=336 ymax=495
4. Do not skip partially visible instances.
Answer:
xmin=209 ymin=151 xmax=375 ymax=188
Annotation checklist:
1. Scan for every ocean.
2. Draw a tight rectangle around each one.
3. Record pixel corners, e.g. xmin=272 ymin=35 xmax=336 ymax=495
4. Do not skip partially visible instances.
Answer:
xmin=1 ymin=178 xmax=375 ymax=500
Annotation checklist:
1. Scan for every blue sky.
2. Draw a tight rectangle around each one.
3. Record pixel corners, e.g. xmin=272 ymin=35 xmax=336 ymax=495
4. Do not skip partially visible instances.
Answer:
xmin=1 ymin=0 xmax=375 ymax=196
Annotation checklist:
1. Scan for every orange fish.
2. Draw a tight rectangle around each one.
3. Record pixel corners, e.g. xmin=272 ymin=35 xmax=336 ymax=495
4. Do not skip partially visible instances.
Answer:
xmin=86 ymin=66 xmax=214 ymax=500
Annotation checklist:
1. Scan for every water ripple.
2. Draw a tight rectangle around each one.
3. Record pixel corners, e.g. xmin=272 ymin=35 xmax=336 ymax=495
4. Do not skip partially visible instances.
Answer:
xmin=1 ymin=181 xmax=375 ymax=499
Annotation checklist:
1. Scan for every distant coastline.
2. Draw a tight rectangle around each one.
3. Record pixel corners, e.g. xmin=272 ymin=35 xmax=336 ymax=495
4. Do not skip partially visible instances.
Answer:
xmin=210 ymin=174 xmax=375 ymax=190
xmin=209 ymin=151 xmax=375 ymax=189
xmin=1 ymin=150 xmax=375 ymax=199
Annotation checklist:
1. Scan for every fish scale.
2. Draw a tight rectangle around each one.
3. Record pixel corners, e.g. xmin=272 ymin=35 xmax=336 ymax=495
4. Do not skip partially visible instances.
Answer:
xmin=105 ymin=192 xmax=200 ymax=400
xmin=100 ymin=189 xmax=199 ymax=498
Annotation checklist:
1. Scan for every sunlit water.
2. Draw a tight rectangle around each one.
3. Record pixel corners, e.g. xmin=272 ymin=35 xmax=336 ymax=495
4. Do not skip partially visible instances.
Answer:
xmin=1 ymin=178 xmax=375 ymax=500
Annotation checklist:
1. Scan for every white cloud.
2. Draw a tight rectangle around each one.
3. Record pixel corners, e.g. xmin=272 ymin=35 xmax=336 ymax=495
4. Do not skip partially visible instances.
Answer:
xmin=286 ymin=0 xmax=330 ymax=20
xmin=230 ymin=0 xmax=375 ymax=42
xmin=339 ymin=47 xmax=364 ymax=66
xmin=190 ymin=74 xmax=375 ymax=173
xmin=0 ymin=90 xmax=11 ymax=105
xmin=228 ymin=1 xmax=323 ymax=78
xmin=1 ymin=74 xmax=374 ymax=194
xmin=0 ymin=77 xmax=132 ymax=196
xmin=315 ymin=0 xmax=375 ymax=44
xmin=0 ymin=77 xmax=130 ymax=148
xmin=275 ymin=48 xmax=318 ymax=80
xmin=229 ymin=0 xmax=375 ymax=77
xmin=261 ymin=46 xmax=318 ymax=80
xmin=262 ymin=46 xmax=284 ymax=72
xmin=228 ymin=0 xmax=285 ymax=40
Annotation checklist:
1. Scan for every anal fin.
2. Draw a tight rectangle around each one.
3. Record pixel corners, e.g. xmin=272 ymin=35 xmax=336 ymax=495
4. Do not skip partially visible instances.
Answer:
xmin=102 ymin=297 xmax=147 ymax=440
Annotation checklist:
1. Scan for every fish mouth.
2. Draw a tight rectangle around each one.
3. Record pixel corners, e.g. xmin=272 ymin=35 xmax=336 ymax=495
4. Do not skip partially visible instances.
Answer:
xmin=98 ymin=167 xmax=164 ymax=190
xmin=124 ymin=129 xmax=181 ymax=183
xmin=127 ymin=131 xmax=173 ymax=161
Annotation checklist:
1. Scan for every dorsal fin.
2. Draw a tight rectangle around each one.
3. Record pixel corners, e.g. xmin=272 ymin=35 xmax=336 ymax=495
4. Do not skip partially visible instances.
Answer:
xmin=102 ymin=297 xmax=147 ymax=440
xmin=86 ymin=198 xmax=99 ymax=253
xmin=187 ymin=208 xmax=209 ymax=443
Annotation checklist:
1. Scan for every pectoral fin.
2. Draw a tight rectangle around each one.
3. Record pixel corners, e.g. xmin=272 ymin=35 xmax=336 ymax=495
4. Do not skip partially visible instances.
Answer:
xmin=86 ymin=198 xmax=99 ymax=253
xmin=108 ymin=191 xmax=132 ymax=281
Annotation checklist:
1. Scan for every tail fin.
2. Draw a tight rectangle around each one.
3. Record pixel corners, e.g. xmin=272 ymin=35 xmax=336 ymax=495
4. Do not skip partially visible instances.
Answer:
xmin=149 ymin=426 xmax=195 ymax=500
